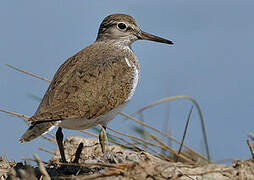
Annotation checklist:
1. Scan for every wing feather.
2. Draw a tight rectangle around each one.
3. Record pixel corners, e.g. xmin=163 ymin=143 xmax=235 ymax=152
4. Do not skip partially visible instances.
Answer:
xmin=29 ymin=43 xmax=137 ymax=122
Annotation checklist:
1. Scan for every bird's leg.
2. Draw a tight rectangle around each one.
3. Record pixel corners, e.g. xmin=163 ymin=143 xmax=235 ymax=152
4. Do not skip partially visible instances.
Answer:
xmin=99 ymin=125 xmax=118 ymax=163
xmin=99 ymin=125 xmax=108 ymax=153
xmin=73 ymin=142 xmax=84 ymax=163
xmin=56 ymin=127 xmax=67 ymax=163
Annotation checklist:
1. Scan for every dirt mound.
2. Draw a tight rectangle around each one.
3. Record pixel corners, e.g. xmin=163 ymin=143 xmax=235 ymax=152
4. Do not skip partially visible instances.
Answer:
xmin=1 ymin=136 xmax=254 ymax=180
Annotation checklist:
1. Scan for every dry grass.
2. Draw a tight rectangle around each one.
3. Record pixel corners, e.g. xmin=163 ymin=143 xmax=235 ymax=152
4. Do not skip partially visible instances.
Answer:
xmin=1 ymin=64 xmax=211 ymax=163
xmin=0 ymin=64 xmax=232 ymax=179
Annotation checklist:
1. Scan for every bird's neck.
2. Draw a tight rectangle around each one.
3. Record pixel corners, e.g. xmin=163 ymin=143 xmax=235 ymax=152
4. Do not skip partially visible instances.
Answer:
xmin=92 ymin=39 xmax=140 ymax=70
xmin=96 ymin=35 xmax=136 ymax=46
xmin=94 ymin=39 xmax=133 ymax=53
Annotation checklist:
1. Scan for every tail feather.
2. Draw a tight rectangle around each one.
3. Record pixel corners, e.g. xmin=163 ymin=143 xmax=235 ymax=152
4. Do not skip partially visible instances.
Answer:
xmin=20 ymin=121 xmax=58 ymax=142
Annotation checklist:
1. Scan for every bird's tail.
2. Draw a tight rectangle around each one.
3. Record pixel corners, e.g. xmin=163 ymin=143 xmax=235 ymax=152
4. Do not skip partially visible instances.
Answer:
xmin=20 ymin=121 xmax=58 ymax=143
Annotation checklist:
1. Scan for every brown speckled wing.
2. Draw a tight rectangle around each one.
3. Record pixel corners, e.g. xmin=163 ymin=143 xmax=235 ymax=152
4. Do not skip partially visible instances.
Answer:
xmin=29 ymin=43 xmax=137 ymax=122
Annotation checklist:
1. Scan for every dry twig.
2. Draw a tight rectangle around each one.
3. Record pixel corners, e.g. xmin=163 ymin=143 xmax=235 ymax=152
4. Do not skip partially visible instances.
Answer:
xmin=38 ymin=147 xmax=56 ymax=156
xmin=120 ymin=112 xmax=209 ymax=162
xmin=127 ymin=96 xmax=210 ymax=161
xmin=33 ymin=154 xmax=51 ymax=180
xmin=0 ymin=108 xmax=29 ymax=123
xmin=247 ymin=139 xmax=254 ymax=159
xmin=176 ymin=106 xmax=193 ymax=162
xmin=6 ymin=64 xmax=51 ymax=83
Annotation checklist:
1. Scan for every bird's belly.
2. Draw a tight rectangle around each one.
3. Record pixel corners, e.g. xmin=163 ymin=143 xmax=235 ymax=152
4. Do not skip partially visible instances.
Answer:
xmin=58 ymin=103 xmax=127 ymax=130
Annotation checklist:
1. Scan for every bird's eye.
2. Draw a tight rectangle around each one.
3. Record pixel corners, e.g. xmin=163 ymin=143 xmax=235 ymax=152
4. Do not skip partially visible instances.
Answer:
xmin=117 ymin=22 xmax=127 ymax=31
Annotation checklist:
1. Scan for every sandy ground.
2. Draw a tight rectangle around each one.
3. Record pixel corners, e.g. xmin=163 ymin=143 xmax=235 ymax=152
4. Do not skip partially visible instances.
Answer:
xmin=1 ymin=136 xmax=254 ymax=180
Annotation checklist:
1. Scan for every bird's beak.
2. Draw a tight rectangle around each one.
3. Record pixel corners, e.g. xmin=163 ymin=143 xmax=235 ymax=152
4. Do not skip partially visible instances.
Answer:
xmin=138 ymin=31 xmax=173 ymax=45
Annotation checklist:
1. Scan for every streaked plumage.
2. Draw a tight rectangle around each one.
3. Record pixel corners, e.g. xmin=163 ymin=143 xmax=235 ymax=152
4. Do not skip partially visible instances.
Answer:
xmin=20 ymin=14 xmax=173 ymax=162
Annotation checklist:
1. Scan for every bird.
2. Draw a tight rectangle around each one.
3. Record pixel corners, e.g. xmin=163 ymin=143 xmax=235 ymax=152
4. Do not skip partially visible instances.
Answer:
xmin=20 ymin=14 xmax=173 ymax=163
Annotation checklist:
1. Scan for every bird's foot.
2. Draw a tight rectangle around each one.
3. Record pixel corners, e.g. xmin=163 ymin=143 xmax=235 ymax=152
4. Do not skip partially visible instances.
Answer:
xmin=100 ymin=147 xmax=119 ymax=164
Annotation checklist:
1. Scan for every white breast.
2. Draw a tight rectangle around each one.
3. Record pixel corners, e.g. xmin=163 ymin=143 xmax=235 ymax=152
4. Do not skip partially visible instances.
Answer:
xmin=125 ymin=57 xmax=139 ymax=101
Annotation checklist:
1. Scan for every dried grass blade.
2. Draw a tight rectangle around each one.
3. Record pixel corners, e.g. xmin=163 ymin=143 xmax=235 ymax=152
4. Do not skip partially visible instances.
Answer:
xmin=5 ymin=64 xmax=51 ymax=82
xmin=120 ymin=112 xmax=208 ymax=162
xmin=128 ymin=96 xmax=210 ymax=161
xmin=0 ymin=108 xmax=30 ymax=123
xmin=176 ymin=106 xmax=193 ymax=162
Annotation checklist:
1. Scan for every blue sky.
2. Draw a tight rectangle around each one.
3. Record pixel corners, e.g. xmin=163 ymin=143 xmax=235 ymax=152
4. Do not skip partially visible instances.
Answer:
xmin=0 ymin=0 xmax=254 ymax=163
